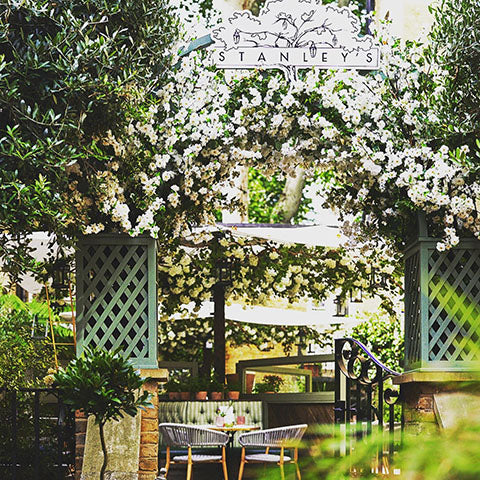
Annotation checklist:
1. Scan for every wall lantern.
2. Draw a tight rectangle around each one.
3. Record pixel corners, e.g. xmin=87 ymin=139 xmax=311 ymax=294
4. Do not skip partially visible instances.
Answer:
xmin=296 ymin=329 xmax=308 ymax=355
xmin=51 ymin=260 xmax=70 ymax=291
xmin=215 ymin=257 xmax=233 ymax=286
xmin=334 ymin=296 xmax=349 ymax=317
xmin=369 ymin=268 xmax=388 ymax=289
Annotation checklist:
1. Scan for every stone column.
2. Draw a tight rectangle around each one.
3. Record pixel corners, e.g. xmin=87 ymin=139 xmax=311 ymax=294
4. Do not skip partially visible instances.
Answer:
xmin=394 ymin=371 xmax=480 ymax=433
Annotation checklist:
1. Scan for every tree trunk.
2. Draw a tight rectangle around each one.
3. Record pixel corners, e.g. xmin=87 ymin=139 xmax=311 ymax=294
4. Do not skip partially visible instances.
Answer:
xmin=99 ymin=421 xmax=108 ymax=480
xmin=271 ymin=167 xmax=306 ymax=223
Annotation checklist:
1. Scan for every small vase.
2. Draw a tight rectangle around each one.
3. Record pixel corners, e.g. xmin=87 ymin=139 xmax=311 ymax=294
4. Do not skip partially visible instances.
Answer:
xmin=211 ymin=391 xmax=223 ymax=401
xmin=195 ymin=391 xmax=208 ymax=401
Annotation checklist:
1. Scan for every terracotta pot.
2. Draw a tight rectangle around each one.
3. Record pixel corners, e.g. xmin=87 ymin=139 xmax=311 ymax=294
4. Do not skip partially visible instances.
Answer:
xmin=168 ymin=392 xmax=180 ymax=400
xmin=195 ymin=391 xmax=208 ymax=401
xmin=227 ymin=391 xmax=240 ymax=400
xmin=179 ymin=391 xmax=190 ymax=401
xmin=211 ymin=391 xmax=223 ymax=401
xmin=245 ymin=373 xmax=255 ymax=394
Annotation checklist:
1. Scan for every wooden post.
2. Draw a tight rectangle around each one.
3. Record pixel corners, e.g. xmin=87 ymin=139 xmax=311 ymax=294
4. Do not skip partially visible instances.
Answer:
xmin=213 ymin=282 xmax=226 ymax=383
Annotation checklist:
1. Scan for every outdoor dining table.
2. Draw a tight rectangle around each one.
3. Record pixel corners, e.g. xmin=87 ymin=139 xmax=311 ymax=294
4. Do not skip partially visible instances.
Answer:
xmin=202 ymin=424 xmax=261 ymax=448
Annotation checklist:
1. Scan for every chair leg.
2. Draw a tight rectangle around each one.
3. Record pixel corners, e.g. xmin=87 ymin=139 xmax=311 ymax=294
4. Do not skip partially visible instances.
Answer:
xmin=295 ymin=463 xmax=301 ymax=480
xmin=279 ymin=447 xmax=285 ymax=480
xmin=237 ymin=447 xmax=245 ymax=480
xmin=294 ymin=447 xmax=301 ymax=480
xmin=187 ymin=447 xmax=193 ymax=480
xmin=165 ymin=446 xmax=171 ymax=478
xmin=222 ymin=446 xmax=229 ymax=480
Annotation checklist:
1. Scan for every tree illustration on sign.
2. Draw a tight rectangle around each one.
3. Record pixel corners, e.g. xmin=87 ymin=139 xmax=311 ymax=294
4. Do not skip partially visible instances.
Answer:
xmin=212 ymin=0 xmax=375 ymax=80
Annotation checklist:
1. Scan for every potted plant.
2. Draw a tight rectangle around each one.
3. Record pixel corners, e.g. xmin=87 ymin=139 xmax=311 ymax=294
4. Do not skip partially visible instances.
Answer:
xmin=253 ymin=375 xmax=284 ymax=394
xmin=226 ymin=382 xmax=241 ymax=400
xmin=192 ymin=377 xmax=209 ymax=400
xmin=178 ymin=377 xmax=191 ymax=401
xmin=54 ymin=347 xmax=152 ymax=480
xmin=252 ymin=382 xmax=273 ymax=394
xmin=164 ymin=378 xmax=181 ymax=400
xmin=209 ymin=378 xmax=225 ymax=401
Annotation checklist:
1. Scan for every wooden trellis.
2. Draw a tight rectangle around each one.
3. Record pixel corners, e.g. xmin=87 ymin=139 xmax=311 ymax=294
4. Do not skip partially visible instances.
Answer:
xmin=404 ymin=238 xmax=480 ymax=370
xmin=76 ymin=235 xmax=158 ymax=368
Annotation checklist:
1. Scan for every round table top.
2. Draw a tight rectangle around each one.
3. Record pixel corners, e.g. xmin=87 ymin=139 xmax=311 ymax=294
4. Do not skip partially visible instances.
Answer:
xmin=202 ymin=424 xmax=261 ymax=432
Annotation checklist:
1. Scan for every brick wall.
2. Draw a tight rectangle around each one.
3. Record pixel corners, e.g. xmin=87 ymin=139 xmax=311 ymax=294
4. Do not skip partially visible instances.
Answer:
xmin=74 ymin=411 xmax=88 ymax=480
xmin=138 ymin=379 xmax=160 ymax=480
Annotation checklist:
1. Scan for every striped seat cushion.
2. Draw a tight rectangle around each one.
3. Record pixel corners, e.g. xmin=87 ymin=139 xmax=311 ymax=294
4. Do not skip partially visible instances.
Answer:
xmin=173 ymin=454 xmax=222 ymax=462
xmin=245 ymin=453 xmax=292 ymax=463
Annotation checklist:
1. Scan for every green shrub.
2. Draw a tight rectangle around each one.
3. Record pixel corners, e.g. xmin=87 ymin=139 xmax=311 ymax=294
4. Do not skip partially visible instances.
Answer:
xmin=0 ymin=294 xmax=55 ymax=388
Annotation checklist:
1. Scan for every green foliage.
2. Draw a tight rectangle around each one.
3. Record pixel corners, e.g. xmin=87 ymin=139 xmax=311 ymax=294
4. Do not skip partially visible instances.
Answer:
xmin=189 ymin=376 xmax=210 ymax=392
xmin=425 ymin=0 xmax=480 ymax=149
xmin=209 ymin=376 xmax=225 ymax=393
xmin=350 ymin=312 xmax=404 ymax=372
xmin=0 ymin=294 xmax=56 ymax=388
xmin=253 ymin=374 xmax=284 ymax=393
xmin=54 ymin=347 xmax=151 ymax=424
xmin=268 ymin=419 xmax=480 ymax=480
xmin=248 ymin=169 xmax=314 ymax=223
xmin=0 ymin=0 xmax=180 ymax=278
xmin=163 ymin=377 xmax=180 ymax=393
xmin=158 ymin=316 xmax=330 ymax=363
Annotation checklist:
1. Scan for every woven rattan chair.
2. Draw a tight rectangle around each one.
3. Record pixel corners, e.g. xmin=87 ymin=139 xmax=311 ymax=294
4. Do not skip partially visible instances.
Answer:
xmin=159 ymin=423 xmax=229 ymax=480
xmin=237 ymin=424 xmax=307 ymax=480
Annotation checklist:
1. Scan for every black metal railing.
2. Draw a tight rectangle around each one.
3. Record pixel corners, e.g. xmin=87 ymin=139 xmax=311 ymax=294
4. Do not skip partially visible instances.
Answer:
xmin=0 ymin=388 xmax=75 ymax=480
xmin=334 ymin=338 xmax=403 ymax=476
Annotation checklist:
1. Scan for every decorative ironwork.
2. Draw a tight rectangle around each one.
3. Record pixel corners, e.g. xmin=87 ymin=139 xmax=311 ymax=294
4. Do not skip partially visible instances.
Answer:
xmin=76 ymin=235 xmax=158 ymax=368
xmin=334 ymin=338 xmax=402 ymax=475
xmin=0 ymin=387 xmax=75 ymax=480
xmin=404 ymin=239 xmax=480 ymax=370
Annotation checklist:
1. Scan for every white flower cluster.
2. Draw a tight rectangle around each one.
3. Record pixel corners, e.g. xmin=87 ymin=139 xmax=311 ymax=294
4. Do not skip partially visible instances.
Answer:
xmin=148 ymin=26 xmax=480 ymax=251
xmin=157 ymin=233 xmax=399 ymax=319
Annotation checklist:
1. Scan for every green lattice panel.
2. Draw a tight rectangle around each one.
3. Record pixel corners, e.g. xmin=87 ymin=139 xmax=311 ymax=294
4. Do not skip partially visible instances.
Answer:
xmin=76 ymin=235 xmax=158 ymax=368
xmin=404 ymin=251 xmax=421 ymax=366
xmin=404 ymin=238 xmax=480 ymax=370
xmin=428 ymin=248 xmax=480 ymax=362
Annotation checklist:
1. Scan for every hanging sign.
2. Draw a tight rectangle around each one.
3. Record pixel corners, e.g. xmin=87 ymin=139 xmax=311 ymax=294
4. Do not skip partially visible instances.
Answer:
xmin=210 ymin=0 xmax=379 ymax=80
